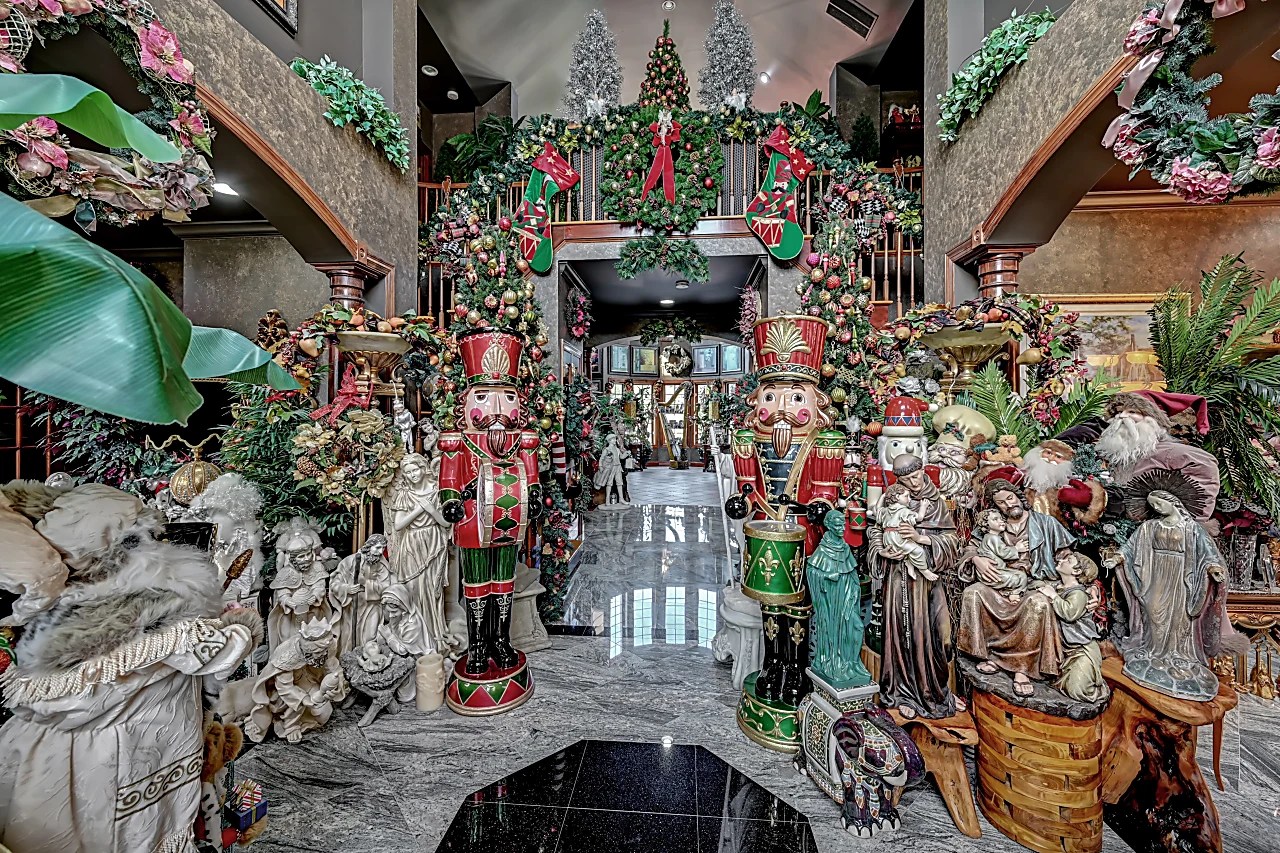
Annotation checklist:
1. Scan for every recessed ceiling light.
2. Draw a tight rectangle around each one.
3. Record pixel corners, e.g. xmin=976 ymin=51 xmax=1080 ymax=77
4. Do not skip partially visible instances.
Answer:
xmin=674 ymin=279 xmax=690 ymax=290
xmin=662 ymin=1 xmax=676 ymax=9
xmin=661 ymin=735 xmax=674 ymax=747
xmin=212 ymin=182 xmax=238 ymax=196
xmin=759 ymin=72 xmax=770 ymax=84
xmin=446 ymin=89 xmax=460 ymax=101
xmin=421 ymin=64 xmax=439 ymax=77
xmin=660 ymin=298 xmax=675 ymax=306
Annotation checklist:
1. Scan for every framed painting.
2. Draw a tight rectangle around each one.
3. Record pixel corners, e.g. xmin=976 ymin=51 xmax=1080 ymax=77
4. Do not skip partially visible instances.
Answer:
xmin=720 ymin=344 xmax=744 ymax=374
xmin=1049 ymin=294 xmax=1167 ymax=392
xmin=608 ymin=345 xmax=630 ymax=375
xmin=253 ymin=0 xmax=298 ymax=34
xmin=632 ymin=346 xmax=659 ymax=376
xmin=692 ymin=345 xmax=719 ymax=375
xmin=562 ymin=342 xmax=583 ymax=380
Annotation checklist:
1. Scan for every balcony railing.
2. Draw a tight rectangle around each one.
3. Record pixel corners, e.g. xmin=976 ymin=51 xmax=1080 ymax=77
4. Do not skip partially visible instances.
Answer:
xmin=418 ymin=142 xmax=923 ymax=326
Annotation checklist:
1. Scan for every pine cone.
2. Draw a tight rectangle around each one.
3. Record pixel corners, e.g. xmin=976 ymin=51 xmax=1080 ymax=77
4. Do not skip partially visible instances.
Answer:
xmin=297 ymin=458 xmax=322 ymax=478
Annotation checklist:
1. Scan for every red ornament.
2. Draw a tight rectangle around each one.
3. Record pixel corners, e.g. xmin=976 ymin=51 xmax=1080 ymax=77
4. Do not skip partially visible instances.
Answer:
xmin=826 ymin=275 xmax=841 ymax=289
xmin=626 ymin=169 xmax=635 ymax=179
xmin=703 ymin=177 xmax=714 ymax=188
xmin=684 ymin=142 xmax=694 ymax=152
xmin=529 ymin=345 xmax=544 ymax=362
xmin=454 ymin=304 xmax=469 ymax=317
xmin=498 ymin=216 xmax=512 ymax=231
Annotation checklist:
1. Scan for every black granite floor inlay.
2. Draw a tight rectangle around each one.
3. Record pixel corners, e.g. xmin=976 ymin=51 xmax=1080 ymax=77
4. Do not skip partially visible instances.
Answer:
xmin=435 ymin=740 xmax=815 ymax=853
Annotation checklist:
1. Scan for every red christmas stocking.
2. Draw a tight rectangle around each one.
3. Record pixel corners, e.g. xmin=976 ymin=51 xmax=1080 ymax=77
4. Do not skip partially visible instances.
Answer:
xmin=512 ymin=142 xmax=580 ymax=274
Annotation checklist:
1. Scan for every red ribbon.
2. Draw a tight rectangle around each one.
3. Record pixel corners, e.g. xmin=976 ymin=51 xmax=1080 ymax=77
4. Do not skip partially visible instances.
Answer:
xmin=641 ymin=119 xmax=681 ymax=203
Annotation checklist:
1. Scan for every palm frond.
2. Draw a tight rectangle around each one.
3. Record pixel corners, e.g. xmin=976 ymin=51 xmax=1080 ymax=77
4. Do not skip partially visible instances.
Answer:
xmin=1054 ymin=373 xmax=1120 ymax=436
xmin=970 ymin=362 xmax=1040 ymax=452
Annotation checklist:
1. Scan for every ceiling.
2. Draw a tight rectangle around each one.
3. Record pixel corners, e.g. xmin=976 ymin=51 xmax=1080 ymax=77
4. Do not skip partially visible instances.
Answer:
xmin=566 ymin=254 xmax=758 ymax=310
xmin=420 ymin=0 xmax=914 ymax=117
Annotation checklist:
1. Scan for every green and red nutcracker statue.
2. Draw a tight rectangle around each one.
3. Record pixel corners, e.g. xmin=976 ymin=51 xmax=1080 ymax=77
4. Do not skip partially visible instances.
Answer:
xmin=439 ymin=328 xmax=544 ymax=715
xmin=725 ymin=314 xmax=844 ymax=752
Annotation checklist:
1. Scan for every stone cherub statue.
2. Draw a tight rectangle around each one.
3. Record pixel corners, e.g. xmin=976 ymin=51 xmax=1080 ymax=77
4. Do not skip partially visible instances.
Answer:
xmin=245 ymin=614 xmax=347 ymax=744
xmin=266 ymin=518 xmax=331 ymax=653
xmin=594 ymin=433 xmax=629 ymax=508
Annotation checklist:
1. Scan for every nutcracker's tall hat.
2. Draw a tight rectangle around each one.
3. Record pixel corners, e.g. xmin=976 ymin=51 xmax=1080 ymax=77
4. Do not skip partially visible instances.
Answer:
xmin=457 ymin=327 xmax=525 ymax=387
xmin=751 ymin=314 xmax=828 ymax=383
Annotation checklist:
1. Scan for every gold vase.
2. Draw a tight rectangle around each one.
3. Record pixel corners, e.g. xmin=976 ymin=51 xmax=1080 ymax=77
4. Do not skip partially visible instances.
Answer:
xmin=918 ymin=325 xmax=1011 ymax=402
xmin=336 ymin=331 xmax=411 ymax=397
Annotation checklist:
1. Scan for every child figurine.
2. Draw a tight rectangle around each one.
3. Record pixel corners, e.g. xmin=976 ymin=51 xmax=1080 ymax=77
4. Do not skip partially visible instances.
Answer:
xmin=1039 ymin=552 xmax=1108 ymax=703
xmin=973 ymin=508 xmax=1028 ymax=602
xmin=875 ymin=484 xmax=937 ymax=581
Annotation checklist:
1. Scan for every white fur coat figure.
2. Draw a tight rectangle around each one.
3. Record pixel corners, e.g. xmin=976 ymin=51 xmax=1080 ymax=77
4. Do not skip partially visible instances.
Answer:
xmin=244 ymin=615 xmax=346 ymax=744
xmin=0 ymin=484 xmax=253 ymax=853
xmin=266 ymin=518 xmax=331 ymax=653
xmin=0 ymin=482 xmax=68 ymax=627
xmin=188 ymin=473 xmax=265 ymax=604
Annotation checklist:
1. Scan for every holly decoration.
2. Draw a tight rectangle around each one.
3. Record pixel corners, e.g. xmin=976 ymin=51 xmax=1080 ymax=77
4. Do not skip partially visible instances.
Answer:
xmin=639 ymin=20 xmax=690 ymax=111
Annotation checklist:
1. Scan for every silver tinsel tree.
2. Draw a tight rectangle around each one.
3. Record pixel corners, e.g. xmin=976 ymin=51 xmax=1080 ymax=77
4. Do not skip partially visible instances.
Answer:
xmin=698 ymin=0 xmax=756 ymax=112
xmin=562 ymin=9 xmax=622 ymax=121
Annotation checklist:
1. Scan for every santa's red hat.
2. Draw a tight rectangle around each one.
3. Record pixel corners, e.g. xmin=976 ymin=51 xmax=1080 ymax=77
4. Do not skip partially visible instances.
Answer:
xmin=882 ymin=397 xmax=927 ymax=437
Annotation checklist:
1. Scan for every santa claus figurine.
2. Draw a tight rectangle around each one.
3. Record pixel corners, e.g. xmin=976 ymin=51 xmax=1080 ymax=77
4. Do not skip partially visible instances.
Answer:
xmin=866 ymin=396 xmax=939 ymax=507
xmin=1092 ymin=392 xmax=1220 ymax=521
xmin=437 ymin=328 xmax=543 ymax=715
xmin=1022 ymin=439 xmax=1107 ymax=530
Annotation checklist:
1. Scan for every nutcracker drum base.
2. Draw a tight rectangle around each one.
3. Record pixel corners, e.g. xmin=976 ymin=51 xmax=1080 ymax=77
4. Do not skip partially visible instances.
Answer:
xmin=446 ymin=652 xmax=534 ymax=716
xmin=737 ymin=671 xmax=801 ymax=753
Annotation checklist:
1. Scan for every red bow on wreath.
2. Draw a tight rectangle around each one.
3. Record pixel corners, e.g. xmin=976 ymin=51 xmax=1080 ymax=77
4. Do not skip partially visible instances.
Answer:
xmin=641 ymin=114 xmax=682 ymax=204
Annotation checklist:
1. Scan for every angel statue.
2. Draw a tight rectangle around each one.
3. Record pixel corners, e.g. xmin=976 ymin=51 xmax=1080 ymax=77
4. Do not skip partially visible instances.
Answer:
xmin=383 ymin=453 xmax=451 ymax=653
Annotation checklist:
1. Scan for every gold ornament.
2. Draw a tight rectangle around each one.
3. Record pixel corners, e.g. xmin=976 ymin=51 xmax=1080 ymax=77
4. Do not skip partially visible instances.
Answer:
xmin=818 ymin=291 xmax=832 ymax=303
xmin=539 ymin=417 xmax=554 ymax=431
xmin=481 ymin=235 xmax=497 ymax=250
xmin=821 ymin=364 xmax=836 ymax=378
xmin=534 ymin=333 xmax=549 ymax=347
xmin=150 ymin=434 xmax=221 ymax=506
xmin=466 ymin=309 xmax=482 ymax=325
xmin=469 ymin=238 xmax=483 ymax=252
xmin=830 ymin=387 xmax=847 ymax=404
xmin=761 ymin=318 xmax=811 ymax=363
xmin=893 ymin=326 xmax=912 ymax=341
xmin=502 ymin=289 xmax=518 ymax=305
xmin=506 ymin=305 xmax=520 ymax=319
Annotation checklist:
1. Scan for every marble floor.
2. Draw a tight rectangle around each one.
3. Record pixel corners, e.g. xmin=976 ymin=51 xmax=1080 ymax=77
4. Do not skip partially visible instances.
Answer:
xmin=239 ymin=468 xmax=1280 ymax=853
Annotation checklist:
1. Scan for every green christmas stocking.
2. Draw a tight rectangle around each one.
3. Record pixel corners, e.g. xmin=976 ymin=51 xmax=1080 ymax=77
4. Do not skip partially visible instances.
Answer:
xmin=512 ymin=142 xmax=580 ymax=274
xmin=745 ymin=126 xmax=812 ymax=261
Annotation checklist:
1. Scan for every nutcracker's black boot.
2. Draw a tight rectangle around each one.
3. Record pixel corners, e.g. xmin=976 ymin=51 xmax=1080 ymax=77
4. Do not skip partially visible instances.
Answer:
xmin=464 ymin=594 xmax=491 ymax=675
xmin=491 ymin=592 xmax=520 ymax=670
xmin=754 ymin=604 xmax=786 ymax=700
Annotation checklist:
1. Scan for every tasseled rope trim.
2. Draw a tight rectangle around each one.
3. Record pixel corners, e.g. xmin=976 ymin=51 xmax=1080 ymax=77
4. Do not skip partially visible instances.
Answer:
xmin=1 ymin=618 xmax=225 ymax=707
xmin=153 ymin=828 xmax=196 ymax=853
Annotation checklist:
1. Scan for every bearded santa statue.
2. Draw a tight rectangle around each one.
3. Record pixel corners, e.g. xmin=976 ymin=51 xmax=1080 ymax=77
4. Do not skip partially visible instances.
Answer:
xmin=1093 ymin=392 xmax=1220 ymax=521
xmin=1022 ymin=439 xmax=1107 ymax=528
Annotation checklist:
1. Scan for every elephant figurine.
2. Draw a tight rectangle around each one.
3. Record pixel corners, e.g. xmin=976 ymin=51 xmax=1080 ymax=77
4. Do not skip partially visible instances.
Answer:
xmin=794 ymin=684 xmax=925 ymax=837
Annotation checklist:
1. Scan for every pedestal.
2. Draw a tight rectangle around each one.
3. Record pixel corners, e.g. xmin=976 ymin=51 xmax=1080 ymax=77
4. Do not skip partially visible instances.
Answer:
xmin=737 ymin=672 xmax=800 ymax=753
xmin=445 ymin=652 xmax=534 ymax=716
xmin=888 ymin=707 xmax=982 ymax=838
xmin=511 ymin=564 xmax=551 ymax=653
xmin=713 ymin=585 xmax=763 ymax=691
xmin=1100 ymin=656 xmax=1236 ymax=853
xmin=972 ymin=689 xmax=1104 ymax=853
xmin=794 ymin=674 xmax=880 ymax=802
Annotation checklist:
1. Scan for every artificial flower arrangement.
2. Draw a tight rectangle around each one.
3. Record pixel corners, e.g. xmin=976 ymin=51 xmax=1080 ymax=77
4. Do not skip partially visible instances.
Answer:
xmin=564 ymin=288 xmax=593 ymax=341
xmin=290 ymin=408 xmax=404 ymax=510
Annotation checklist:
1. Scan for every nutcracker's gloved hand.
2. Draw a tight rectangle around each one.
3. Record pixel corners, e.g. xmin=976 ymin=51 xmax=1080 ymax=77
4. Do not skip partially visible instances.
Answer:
xmin=442 ymin=500 xmax=465 ymax=524
xmin=805 ymin=501 xmax=832 ymax=526
xmin=725 ymin=489 xmax=750 ymax=520
xmin=528 ymin=484 xmax=546 ymax=519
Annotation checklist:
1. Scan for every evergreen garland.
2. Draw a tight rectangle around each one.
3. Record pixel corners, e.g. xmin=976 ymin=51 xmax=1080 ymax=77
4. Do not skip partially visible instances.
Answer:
xmin=698 ymin=0 xmax=756 ymax=112
xmin=637 ymin=317 xmax=704 ymax=345
xmin=562 ymin=9 xmax=623 ymax=121
xmin=291 ymin=56 xmax=411 ymax=172
xmin=639 ymin=20 xmax=689 ymax=111
xmin=615 ymin=236 xmax=708 ymax=282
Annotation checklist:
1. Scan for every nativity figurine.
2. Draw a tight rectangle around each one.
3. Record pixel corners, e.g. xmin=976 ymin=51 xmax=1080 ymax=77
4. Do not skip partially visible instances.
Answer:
xmin=340 ymin=639 xmax=417 ymax=727
xmin=267 ymin=517 xmax=331 ymax=653
xmin=806 ymin=510 xmax=871 ymax=689
xmin=384 ymin=453 xmax=451 ymax=653
xmin=244 ymin=614 xmax=347 ymax=743
xmin=329 ymin=534 xmax=389 ymax=659
xmin=188 ymin=472 xmax=265 ymax=604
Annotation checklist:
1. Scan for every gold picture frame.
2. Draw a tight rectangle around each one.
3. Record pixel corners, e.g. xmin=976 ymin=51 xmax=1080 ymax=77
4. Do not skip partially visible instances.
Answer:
xmin=1047 ymin=293 xmax=1167 ymax=392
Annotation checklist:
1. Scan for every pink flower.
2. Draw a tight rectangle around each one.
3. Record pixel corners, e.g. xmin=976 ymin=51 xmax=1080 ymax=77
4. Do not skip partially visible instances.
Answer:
xmin=167 ymin=107 xmax=206 ymax=146
xmin=9 ymin=117 xmax=67 ymax=169
xmin=1256 ymin=126 xmax=1280 ymax=169
xmin=17 ymin=0 xmax=62 ymax=17
xmin=137 ymin=22 xmax=193 ymax=84
xmin=1110 ymin=118 xmax=1148 ymax=167
xmin=1123 ymin=9 xmax=1164 ymax=56
xmin=1168 ymin=157 xmax=1236 ymax=204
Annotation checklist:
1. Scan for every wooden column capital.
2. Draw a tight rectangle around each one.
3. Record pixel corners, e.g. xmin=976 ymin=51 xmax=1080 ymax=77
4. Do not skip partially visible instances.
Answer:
xmin=948 ymin=242 xmax=1038 ymax=298
xmin=314 ymin=251 xmax=394 ymax=311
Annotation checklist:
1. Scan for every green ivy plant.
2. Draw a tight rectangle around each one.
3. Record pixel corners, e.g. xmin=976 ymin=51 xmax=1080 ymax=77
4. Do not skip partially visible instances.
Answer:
xmin=616 ymin=236 xmax=708 ymax=282
xmin=291 ymin=56 xmax=411 ymax=173
xmin=937 ymin=9 xmax=1056 ymax=145
xmin=637 ymin=316 xmax=704 ymax=345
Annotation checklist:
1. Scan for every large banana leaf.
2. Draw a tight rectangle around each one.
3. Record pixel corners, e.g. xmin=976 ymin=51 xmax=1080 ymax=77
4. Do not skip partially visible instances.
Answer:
xmin=0 ymin=74 xmax=181 ymax=163
xmin=184 ymin=325 xmax=300 ymax=390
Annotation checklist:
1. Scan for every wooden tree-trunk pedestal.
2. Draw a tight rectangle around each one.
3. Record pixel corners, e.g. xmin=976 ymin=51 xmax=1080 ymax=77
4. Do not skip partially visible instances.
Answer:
xmin=971 ymin=690 xmax=1105 ymax=853
xmin=888 ymin=708 xmax=982 ymax=838
xmin=1099 ymin=656 xmax=1238 ymax=853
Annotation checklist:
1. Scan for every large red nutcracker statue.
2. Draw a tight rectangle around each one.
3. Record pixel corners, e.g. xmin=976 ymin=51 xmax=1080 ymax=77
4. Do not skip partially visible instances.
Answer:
xmin=725 ymin=314 xmax=845 ymax=752
xmin=438 ymin=328 xmax=544 ymax=715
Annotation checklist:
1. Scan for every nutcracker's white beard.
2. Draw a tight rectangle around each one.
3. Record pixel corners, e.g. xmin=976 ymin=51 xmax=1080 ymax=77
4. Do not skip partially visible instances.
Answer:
xmin=1096 ymin=416 xmax=1164 ymax=469
xmin=1023 ymin=448 xmax=1072 ymax=492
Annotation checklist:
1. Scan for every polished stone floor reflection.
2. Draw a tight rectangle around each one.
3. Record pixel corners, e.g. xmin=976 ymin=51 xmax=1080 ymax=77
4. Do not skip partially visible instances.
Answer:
xmin=435 ymin=741 xmax=816 ymax=853
xmin=237 ymin=468 xmax=1280 ymax=852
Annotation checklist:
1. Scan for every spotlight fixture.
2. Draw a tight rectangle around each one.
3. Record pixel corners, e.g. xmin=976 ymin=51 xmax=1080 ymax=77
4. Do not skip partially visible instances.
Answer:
xmin=662 ymin=1 xmax=676 ymax=10
xmin=446 ymin=89 xmax=460 ymax=101
xmin=212 ymin=182 xmax=238 ymax=196
xmin=421 ymin=64 xmax=439 ymax=77
xmin=660 ymin=299 xmax=675 ymax=306
xmin=759 ymin=71 xmax=770 ymax=84
xmin=661 ymin=735 xmax=675 ymax=747
xmin=674 ymin=279 xmax=690 ymax=290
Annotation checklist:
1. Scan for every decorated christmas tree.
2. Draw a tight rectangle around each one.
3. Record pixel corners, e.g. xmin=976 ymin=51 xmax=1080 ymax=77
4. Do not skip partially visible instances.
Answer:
xmin=639 ymin=20 xmax=690 ymax=111
xmin=432 ymin=219 xmax=575 ymax=621
xmin=849 ymin=113 xmax=879 ymax=163
xmin=562 ymin=9 xmax=623 ymax=121
xmin=697 ymin=0 xmax=756 ymax=112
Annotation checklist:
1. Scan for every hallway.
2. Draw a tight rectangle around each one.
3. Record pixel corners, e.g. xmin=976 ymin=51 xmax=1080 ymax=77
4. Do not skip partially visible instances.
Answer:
xmin=235 ymin=466 xmax=1280 ymax=852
